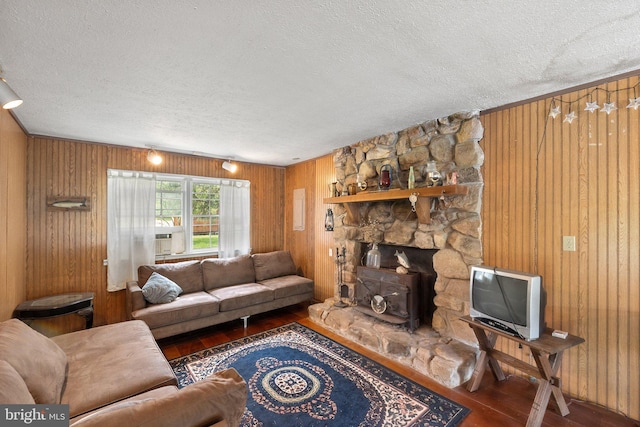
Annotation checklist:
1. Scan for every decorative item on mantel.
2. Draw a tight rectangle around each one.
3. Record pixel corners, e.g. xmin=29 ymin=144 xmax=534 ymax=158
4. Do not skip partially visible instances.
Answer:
xmin=379 ymin=164 xmax=392 ymax=190
xmin=408 ymin=166 xmax=415 ymax=189
xmin=394 ymin=250 xmax=410 ymax=274
xmin=357 ymin=174 xmax=367 ymax=191
xmin=446 ymin=171 xmax=458 ymax=185
xmin=425 ymin=161 xmax=441 ymax=187
xmin=348 ymin=183 xmax=357 ymax=195
xmin=329 ymin=182 xmax=338 ymax=198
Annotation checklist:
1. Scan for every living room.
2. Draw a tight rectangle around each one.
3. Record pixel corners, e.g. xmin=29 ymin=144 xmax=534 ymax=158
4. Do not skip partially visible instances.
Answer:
xmin=1 ymin=2 xmax=639 ymax=426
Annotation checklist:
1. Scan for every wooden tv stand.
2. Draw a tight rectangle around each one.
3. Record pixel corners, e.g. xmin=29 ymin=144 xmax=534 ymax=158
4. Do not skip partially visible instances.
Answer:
xmin=460 ymin=316 xmax=585 ymax=427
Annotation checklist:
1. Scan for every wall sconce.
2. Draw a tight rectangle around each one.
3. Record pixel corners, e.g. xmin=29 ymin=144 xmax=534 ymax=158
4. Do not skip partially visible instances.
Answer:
xmin=222 ymin=160 xmax=237 ymax=173
xmin=0 ymin=78 xmax=23 ymax=109
xmin=147 ymin=149 xmax=163 ymax=165
xmin=324 ymin=208 xmax=334 ymax=231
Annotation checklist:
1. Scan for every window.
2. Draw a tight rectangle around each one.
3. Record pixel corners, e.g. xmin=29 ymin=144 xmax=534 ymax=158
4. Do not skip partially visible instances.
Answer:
xmin=191 ymin=181 xmax=220 ymax=252
xmin=156 ymin=180 xmax=183 ymax=228
xmin=154 ymin=177 xmax=222 ymax=255
xmin=107 ymin=169 xmax=250 ymax=289
xmin=152 ymin=174 xmax=249 ymax=258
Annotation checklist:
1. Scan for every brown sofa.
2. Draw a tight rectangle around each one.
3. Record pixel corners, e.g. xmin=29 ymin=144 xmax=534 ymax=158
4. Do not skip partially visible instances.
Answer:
xmin=0 ymin=318 xmax=247 ymax=427
xmin=126 ymin=250 xmax=314 ymax=339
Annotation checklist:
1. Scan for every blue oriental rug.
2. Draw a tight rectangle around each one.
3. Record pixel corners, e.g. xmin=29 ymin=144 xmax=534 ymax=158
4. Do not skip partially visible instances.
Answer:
xmin=170 ymin=323 xmax=469 ymax=427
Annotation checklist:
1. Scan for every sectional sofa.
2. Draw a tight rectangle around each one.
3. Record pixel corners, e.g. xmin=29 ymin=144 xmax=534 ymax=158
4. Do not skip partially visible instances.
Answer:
xmin=0 ymin=318 xmax=247 ymax=426
xmin=126 ymin=250 xmax=314 ymax=339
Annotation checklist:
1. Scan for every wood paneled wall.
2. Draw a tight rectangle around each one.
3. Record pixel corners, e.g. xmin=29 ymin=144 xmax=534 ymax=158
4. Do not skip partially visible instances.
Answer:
xmin=0 ymin=110 xmax=27 ymax=321
xmin=313 ymin=155 xmax=338 ymax=302
xmin=283 ymin=154 xmax=336 ymax=303
xmin=25 ymin=137 xmax=285 ymax=332
xmin=480 ymin=75 xmax=640 ymax=420
xmin=284 ymin=159 xmax=315 ymax=280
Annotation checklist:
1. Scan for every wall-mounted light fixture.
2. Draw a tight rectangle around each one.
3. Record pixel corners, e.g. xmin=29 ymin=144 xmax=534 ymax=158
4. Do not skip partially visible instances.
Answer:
xmin=0 ymin=78 xmax=22 ymax=109
xmin=222 ymin=160 xmax=237 ymax=173
xmin=147 ymin=149 xmax=163 ymax=165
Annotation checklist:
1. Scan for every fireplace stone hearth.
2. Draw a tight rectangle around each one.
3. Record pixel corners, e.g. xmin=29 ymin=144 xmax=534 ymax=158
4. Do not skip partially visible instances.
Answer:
xmin=308 ymin=302 xmax=477 ymax=388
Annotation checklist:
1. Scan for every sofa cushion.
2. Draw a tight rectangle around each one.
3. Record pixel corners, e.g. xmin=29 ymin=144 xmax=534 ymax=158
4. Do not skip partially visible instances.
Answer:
xmin=70 ymin=385 xmax=178 ymax=424
xmin=209 ymin=283 xmax=274 ymax=311
xmin=51 ymin=320 xmax=177 ymax=418
xmin=0 ymin=359 xmax=35 ymax=404
xmin=0 ymin=318 xmax=68 ymax=404
xmin=202 ymin=255 xmax=256 ymax=290
xmin=138 ymin=260 xmax=203 ymax=294
xmin=142 ymin=272 xmax=183 ymax=304
xmin=132 ymin=291 xmax=220 ymax=329
xmin=70 ymin=369 xmax=247 ymax=427
xmin=258 ymin=275 xmax=314 ymax=299
xmin=252 ymin=251 xmax=297 ymax=281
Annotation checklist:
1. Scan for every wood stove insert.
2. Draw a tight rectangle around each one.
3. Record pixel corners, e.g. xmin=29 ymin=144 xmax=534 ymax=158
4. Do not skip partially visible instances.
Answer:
xmin=355 ymin=266 xmax=420 ymax=332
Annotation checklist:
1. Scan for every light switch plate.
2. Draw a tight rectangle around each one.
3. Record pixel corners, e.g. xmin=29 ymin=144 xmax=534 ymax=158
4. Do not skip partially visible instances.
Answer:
xmin=562 ymin=236 xmax=576 ymax=251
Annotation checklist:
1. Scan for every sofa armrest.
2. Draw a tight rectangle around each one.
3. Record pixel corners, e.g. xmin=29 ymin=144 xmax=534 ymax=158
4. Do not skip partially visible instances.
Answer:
xmin=126 ymin=281 xmax=147 ymax=319
xmin=71 ymin=368 xmax=247 ymax=427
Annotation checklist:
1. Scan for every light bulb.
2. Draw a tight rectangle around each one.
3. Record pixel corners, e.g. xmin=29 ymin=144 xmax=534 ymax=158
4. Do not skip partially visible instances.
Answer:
xmin=147 ymin=150 xmax=163 ymax=165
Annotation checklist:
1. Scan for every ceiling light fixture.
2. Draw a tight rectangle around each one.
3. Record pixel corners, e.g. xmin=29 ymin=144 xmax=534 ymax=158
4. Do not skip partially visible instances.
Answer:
xmin=0 ymin=77 xmax=22 ymax=109
xmin=222 ymin=160 xmax=237 ymax=173
xmin=147 ymin=149 xmax=163 ymax=165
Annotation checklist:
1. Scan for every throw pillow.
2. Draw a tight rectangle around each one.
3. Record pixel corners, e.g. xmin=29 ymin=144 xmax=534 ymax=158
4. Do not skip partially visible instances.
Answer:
xmin=252 ymin=251 xmax=297 ymax=281
xmin=137 ymin=260 xmax=203 ymax=294
xmin=141 ymin=272 xmax=183 ymax=304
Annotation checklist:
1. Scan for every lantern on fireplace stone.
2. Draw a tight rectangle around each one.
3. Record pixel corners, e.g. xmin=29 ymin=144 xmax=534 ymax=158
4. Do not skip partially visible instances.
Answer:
xmin=379 ymin=164 xmax=392 ymax=190
xmin=324 ymin=208 xmax=334 ymax=231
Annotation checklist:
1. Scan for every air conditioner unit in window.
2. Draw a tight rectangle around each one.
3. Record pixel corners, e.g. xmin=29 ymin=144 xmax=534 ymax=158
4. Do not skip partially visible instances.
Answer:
xmin=155 ymin=234 xmax=172 ymax=255
xmin=171 ymin=229 xmax=185 ymax=254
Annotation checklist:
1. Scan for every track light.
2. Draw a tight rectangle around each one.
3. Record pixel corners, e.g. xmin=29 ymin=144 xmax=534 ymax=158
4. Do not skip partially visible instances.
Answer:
xmin=0 ymin=78 xmax=22 ymax=109
xmin=147 ymin=149 xmax=163 ymax=165
xmin=222 ymin=160 xmax=237 ymax=173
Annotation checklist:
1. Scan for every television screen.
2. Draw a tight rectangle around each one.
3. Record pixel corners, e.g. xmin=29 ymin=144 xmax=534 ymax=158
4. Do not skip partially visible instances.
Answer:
xmin=471 ymin=270 xmax=528 ymax=326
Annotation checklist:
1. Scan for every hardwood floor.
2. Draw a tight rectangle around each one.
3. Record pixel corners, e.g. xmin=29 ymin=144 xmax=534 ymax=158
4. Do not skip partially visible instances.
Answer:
xmin=157 ymin=304 xmax=639 ymax=427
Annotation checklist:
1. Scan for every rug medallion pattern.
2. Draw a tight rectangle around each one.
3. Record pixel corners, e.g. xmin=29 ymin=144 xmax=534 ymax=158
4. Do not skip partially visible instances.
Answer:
xmin=170 ymin=323 xmax=469 ymax=426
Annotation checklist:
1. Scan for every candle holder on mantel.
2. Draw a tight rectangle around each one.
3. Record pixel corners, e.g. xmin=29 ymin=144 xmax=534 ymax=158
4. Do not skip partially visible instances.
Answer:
xmin=334 ymin=247 xmax=349 ymax=308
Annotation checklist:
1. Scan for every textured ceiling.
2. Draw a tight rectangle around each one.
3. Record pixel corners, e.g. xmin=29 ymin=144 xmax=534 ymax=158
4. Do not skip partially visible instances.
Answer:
xmin=1 ymin=1 xmax=640 ymax=166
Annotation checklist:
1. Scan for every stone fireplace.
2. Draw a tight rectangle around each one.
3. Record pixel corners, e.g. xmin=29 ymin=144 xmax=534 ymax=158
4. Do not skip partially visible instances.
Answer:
xmin=309 ymin=111 xmax=484 ymax=387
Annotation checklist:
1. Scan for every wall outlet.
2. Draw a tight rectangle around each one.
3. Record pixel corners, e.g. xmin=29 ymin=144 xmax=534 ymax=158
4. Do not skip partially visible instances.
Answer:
xmin=562 ymin=236 xmax=576 ymax=251
xmin=329 ymin=248 xmax=333 ymax=257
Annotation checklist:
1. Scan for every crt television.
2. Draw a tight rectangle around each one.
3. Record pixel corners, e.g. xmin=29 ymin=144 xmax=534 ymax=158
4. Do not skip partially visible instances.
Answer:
xmin=469 ymin=265 xmax=546 ymax=341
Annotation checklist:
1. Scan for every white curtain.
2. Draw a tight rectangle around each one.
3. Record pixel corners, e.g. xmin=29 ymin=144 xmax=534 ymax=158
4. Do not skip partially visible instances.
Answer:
xmin=218 ymin=179 xmax=251 ymax=258
xmin=107 ymin=170 xmax=157 ymax=292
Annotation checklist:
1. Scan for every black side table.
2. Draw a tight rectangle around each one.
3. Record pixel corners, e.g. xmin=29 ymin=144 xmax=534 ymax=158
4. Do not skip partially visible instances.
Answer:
xmin=13 ymin=292 xmax=94 ymax=329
